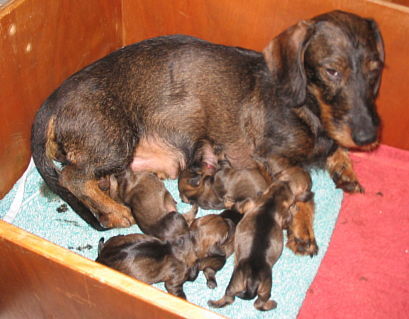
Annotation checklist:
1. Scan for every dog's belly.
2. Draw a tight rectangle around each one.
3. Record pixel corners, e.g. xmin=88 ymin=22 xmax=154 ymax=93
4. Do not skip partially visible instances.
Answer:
xmin=223 ymin=143 xmax=256 ymax=169
xmin=130 ymin=136 xmax=186 ymax=179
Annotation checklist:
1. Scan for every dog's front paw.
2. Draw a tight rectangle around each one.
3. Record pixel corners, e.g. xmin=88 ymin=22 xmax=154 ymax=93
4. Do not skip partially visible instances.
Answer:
xmin=332 ymin=171 xmax=364 ymax=193
xmin=286 ymin=233 xmax=318 ymax=257
xmin=287 ymin=202 xmax=318 ymax=257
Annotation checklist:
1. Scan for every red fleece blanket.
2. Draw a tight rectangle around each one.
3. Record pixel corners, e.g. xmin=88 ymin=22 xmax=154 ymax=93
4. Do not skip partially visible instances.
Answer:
xmin=298 ymin=145 xmax=409 ymax=319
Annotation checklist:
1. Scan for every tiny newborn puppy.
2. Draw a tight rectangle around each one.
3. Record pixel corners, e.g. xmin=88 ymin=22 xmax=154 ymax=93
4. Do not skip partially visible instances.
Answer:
xmin=101 ymin=170 xmax=197 ymax=242
xmin=179 ymin=159 xmax=271 ymax=211
xmin=96 ymin=234 xmax=198 ymax=299
xmin=208 ymin=181 xmax=297 ymax=311
xmin=189 ymin=209 xmax=242 ymax=288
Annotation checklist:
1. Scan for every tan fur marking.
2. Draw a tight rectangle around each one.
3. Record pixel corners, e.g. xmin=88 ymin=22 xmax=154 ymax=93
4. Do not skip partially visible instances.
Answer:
xmin=45 ymin=116 xmax=59 ymax=161
xmin=309 ymin=85 xmax=357 ymax=148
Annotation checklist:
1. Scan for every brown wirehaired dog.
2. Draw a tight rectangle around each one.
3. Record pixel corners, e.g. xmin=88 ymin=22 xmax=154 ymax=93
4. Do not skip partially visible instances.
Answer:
xmin=32 ymin=11 xmax=384 ymax=257
xmin=96 ymin=234 xmax=198 ymax=299
xmin=189 ymin=209 xmax=242 ymax=288
xmin=100 ymin=170 xmax=197 ymax=243
xmin=208 ymin=181 xmax=298 ymax=311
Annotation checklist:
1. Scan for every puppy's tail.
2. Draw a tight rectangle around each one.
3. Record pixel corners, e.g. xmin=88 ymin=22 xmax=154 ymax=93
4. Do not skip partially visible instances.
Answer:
xmin=97 ymin=237 xmax=105 ymax=256
xmin=31 ymin=97 xmax=104 ymax=230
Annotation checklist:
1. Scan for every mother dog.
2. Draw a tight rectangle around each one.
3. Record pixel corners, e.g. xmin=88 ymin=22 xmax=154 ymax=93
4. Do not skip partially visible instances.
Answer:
xmin=31 ymin=10 xmax=384 ymax=256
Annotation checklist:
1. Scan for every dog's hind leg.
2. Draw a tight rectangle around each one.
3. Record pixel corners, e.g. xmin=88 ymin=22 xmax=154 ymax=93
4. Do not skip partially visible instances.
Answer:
xmin=326 ymin=147 xmax=364 ymax=193
xmin=59 ymin=165 xmax=135 ymax=228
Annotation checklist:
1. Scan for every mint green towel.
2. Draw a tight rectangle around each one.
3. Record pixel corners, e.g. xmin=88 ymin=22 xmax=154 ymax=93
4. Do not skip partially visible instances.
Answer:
xmin=0 ymin=164 xmax=343 ymax=319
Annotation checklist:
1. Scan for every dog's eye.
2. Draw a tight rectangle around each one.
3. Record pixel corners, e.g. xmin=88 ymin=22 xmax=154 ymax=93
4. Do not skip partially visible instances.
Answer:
xmin=325 ymin=68 xmax=341 ymax=79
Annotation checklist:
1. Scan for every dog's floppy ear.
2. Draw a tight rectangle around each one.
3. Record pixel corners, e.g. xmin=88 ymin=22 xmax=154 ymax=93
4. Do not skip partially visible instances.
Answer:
xmin=367 ymin=18 xmax=385 ymax=96
xmin=263 ymin=20 xmax=315 ymax=107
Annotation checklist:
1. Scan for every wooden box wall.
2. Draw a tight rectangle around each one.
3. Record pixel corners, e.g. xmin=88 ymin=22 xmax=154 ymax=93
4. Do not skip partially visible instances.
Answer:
xmin=1 ymin=0 xmax=409 ymax=318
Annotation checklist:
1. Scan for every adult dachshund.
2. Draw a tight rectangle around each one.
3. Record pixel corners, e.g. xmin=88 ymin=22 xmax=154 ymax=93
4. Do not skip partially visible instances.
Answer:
xmin=31 ymin=10 xmax=384 ymax=256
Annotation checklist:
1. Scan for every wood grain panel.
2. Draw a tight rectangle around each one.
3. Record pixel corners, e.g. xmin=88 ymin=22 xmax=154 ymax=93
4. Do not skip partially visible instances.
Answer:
xmin=0 ymin=0 xmax=122 ymax=197
xmin=122 ymin=0 xmax=409 ymax=150
xmin=0 ymin=221 xmax=225 ymax=319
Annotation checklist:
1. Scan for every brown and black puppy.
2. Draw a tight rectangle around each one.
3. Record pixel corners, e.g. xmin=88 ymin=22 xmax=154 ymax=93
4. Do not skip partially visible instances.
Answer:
xmin=208 ymin=182 xmax=297 ymax=311
xmin=96 ymin=234 xmax=198 ymax=299
xmin=102 ymin=170 xmax=197 ymax=241
xmin=189 ymin=209 xmax=242 ymax=289
xmin=32 ymin=11 xmax=384 ymax=258
xmin=179 ymin=159 xmax=272 ymax=211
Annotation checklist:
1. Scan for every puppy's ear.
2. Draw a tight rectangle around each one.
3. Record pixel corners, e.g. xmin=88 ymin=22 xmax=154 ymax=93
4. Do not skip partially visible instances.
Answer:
xmin=263 ymin=20 xmax=315 ymax=107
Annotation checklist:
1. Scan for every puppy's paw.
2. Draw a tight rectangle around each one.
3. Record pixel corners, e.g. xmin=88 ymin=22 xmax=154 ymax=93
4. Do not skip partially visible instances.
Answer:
xmin=254 ymin=298 xmax=277 ymax=311
xmin=206 ymin=279 xmax=217 ymax=289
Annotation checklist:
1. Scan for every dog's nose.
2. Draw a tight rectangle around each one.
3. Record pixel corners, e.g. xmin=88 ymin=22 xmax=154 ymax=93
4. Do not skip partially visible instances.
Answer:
xmin=353 ymin=127 xmax=378 ymax=146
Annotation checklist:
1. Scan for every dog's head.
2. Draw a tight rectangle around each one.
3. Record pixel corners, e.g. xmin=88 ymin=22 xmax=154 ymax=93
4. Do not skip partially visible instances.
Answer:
xmin=263 ymin=10 xmax=384 ymax=149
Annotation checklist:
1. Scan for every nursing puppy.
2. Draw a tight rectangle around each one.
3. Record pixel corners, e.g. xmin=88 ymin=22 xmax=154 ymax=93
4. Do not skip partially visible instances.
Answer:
xmin=96 ymin=234 xmax=198 ymax=299
xmin=32 ymin=11 xmax=384 ymax=258
xmin=179 ymin=159 xmax=272 ymax=211
xmin=179 ymin=158 xmax=313 ymax=216
xmin=190 ymin=209 xmax=242 ymax=288
xmin=101 ymin=170 xmax=197 ymax=243
xmin=208 ymin=182 xmax=297 ymax=311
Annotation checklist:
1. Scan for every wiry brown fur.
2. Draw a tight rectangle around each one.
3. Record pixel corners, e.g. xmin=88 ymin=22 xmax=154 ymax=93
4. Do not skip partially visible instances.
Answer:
xmin=32 ymin=11 xmax=384 ymax=256
xmin=189 ymin=209 xmax=242 ymax=289
xmin=208 ymin=182 xmax=296 ymax=311
xmin=96 ymin=234 xmax=198 ymax=299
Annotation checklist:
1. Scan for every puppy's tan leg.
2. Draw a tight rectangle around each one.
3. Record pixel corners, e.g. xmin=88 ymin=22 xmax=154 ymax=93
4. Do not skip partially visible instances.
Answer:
xmin=327 ymin=147 xmax=364 ymax=193
xmin=59 ymin=166 xmax=135 ymax=228
xmin=286 ymin=200 xmax=318 ymax=256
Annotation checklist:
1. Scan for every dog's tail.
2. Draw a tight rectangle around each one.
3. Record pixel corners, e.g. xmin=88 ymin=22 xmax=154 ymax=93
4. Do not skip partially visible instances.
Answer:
xmin=31 ymin=96 xmax=104 ymax=230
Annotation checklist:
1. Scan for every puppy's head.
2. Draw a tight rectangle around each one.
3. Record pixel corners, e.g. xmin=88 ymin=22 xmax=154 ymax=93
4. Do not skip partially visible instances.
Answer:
xmin=163 ymin=212 xmax=197 ymax=267
xmin=263 ymin=10 xmax=384 ymax=150
xmin=178 ymin=167 xmax=223 ymax=210
xmin=305 ymin=10 xmax=384 ymax=149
